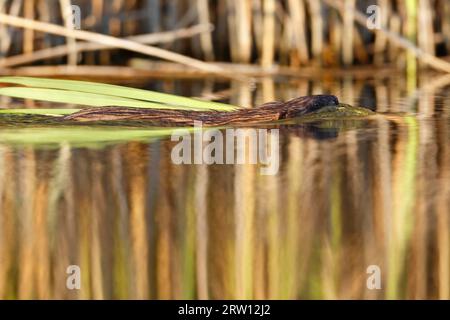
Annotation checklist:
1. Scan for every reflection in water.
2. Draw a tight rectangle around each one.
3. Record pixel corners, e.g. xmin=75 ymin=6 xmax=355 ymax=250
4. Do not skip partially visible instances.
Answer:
xmin=0 ymin=73 xmax=449 ymax=299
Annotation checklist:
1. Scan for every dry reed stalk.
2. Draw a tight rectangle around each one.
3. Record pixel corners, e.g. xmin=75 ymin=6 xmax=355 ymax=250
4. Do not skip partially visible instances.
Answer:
xmin=59 ymin=0 xmax=78 ymax=66
xmin=324 ymin=0 xmax=450 ymax=73
xmin=36 ymin=0 xmax=53 ymax=65
xmin=327 ymin=9 xmax=342 ymax=66
xmin=0 ymin=24 xmax=213 ymax=67
xmin=277 ymin=5 xmax=291 ymax=66
xmin=109 ymin=0 xmax=123 ymax=37
xmin=98 ymin=0 xmax=111 ymax=66
xmin=374 ymin=0 xmax=389 ymax=66
xmin=0 ymin=1 xmax=5 ymax=16
xmin=444 ymin=1 xmax=450 ymax=52
xmin=0 ymin=0 xmax=22 ymax=55
xmin=92 ymin=0 xmax=104 ymax=25
xmin=23 ymin=0 xmax=34 ymax=54
xmin=0 ymin=0 xmax=7 ymax=55
xmin=261 ymin=0 xmax=275 ymax=68
xmin=0 ymin=13 xmax=226 ymax=73
xmin=353 ymin=29 xmax=369 ymax=64
xmin=103 ymin=0 xmax=124 ymax=64
xmin=226 ymin=0 xmax=252 ymax=63
xmin=226 ymin=0 xmax=237 ymax=62
xmin=196 ymin=0 xmax=215 ymax=61
xmin=85 ymin=0 xmax=103 ymax=64
xmin=388 ymin=13 xmax=402 ymax=64
xmin=342 ymin=0 xmax=355 ymax=66
xmin=417 ymin=0 xmax=435 ymax=58
xmin=251 ymin=0 xmax=263 ymax=56
xmin=287 ymin=0 xmax=309 ymax=65
xmin=123 ymin=0 xmax=137 ymax=35
xmin=306 ymin=0 xmax=323 ymax=64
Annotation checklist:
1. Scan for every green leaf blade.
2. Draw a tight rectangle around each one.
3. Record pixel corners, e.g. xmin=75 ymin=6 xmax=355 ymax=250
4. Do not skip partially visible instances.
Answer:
xmin=0 ymin=76 xmax=238 ymax=111
xmin=0 ymin=87 xmax=190 ymax=109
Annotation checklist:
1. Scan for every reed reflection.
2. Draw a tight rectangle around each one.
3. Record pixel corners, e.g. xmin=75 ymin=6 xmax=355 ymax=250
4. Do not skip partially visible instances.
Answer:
xmin=0 ymin=74 xmax=449 ymax=299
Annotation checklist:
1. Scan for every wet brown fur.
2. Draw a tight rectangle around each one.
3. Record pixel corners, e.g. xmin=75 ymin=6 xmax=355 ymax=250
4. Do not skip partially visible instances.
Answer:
xmin=62 ymin=95 xmax=339 ymax=126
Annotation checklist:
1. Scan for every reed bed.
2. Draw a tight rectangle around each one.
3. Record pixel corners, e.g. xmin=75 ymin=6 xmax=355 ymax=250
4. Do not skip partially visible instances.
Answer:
xmin=0 ymin=0 xmax=449 ymax=73
xmin=0 ymin=72 xmax=449 ymax=299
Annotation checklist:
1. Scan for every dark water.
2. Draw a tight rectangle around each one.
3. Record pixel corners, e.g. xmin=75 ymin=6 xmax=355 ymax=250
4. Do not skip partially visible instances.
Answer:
xmin=0 ymin=73 xmax=449 ymax=299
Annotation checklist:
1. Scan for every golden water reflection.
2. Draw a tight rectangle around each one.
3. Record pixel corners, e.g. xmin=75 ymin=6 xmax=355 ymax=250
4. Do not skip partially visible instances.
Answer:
xmin=0 ymin=73 xmax=449 ymax=299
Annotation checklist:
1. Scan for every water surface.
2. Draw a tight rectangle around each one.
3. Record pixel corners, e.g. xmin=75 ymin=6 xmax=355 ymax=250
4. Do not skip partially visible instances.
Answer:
xmin=0 ymin=73 xmax=449 ymax=299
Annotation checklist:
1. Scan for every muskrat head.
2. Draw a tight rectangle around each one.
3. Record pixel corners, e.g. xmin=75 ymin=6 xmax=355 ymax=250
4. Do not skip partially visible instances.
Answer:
xmin=283 ymin=95 xmax=339 ymax=118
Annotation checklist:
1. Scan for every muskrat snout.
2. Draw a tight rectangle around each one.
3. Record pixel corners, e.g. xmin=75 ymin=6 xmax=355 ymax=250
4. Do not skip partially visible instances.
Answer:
xmin=303 ymin=95 xmax=339 ymax=115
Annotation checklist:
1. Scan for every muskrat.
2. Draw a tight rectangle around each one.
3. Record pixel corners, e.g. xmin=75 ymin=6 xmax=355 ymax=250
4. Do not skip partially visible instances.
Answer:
xmin=62 ymin=94 xmax=339 ymax=126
